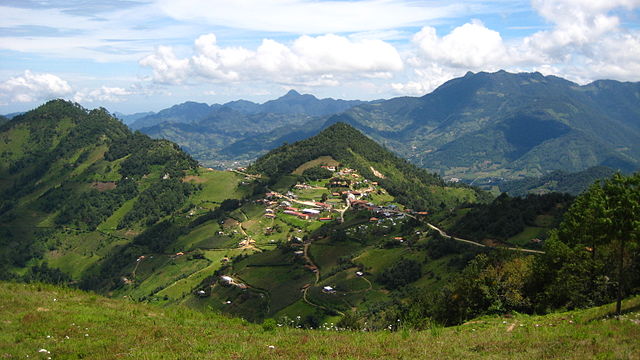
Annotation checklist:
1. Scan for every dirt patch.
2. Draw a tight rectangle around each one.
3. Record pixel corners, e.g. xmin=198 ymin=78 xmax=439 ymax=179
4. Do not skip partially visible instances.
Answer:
xmin=223 ymin=218 xmax=239 ymax=230
xmin=91 ymin=181 xmax=117 ymax=191
xmin=369 ymin=166 xmax=385 ymax=179
xmin=183 ymin=175 xmax=206 ymax=184
xmin=482 ymin=238 xmax=501 ymax=247
xmin=124 ymin=230 xmax=141 ymax=237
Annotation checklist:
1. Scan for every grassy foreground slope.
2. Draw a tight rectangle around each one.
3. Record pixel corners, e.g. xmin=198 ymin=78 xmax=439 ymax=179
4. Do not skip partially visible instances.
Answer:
xmin=2 ymin=282 xmax=639 ymax=359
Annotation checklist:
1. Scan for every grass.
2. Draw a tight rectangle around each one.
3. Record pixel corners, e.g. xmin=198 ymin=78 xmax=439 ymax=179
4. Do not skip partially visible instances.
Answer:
xmin=353 ymin=247 xmax=408 ymax=274
xmin=292 ymin=156 xmax=339 ymax=175
xmin=507 ymin=226 xmax=548 ymax=247
xmin=156 ymin=250 xmax=249 ymax=301
xmin=173 ymin=220 xmax=228 ymax=251
xmin=97 ymin=197 xmax=137 ymax=231
xmin=2 ymin=282 xmax=638 ymax=359
xmin=185 ymin=169 xmax=246 ymax=205
xmin=124 ymin=256 xmax=210 ymax=300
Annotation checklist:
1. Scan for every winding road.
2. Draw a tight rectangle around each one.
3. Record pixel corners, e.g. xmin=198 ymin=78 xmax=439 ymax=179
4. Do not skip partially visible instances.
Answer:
xmin=424 ymin=222 xmax=545 ymax=254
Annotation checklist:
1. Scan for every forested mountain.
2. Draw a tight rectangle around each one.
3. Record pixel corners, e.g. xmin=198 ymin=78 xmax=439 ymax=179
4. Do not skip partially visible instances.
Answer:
xmin=113 ymin=111 xmax=155 ymax=126
xmin=130 ymin=90 xmax=365 ymax=130
xmin=0 ymin=100 xmax=200 ymax=280
xmin=130 ymin=101 xmax=216 ymax=129
xmin=499 ymin=166 xmax=617 ymax=196
xmin=145 ymin=71 xmax=640 ymax=180
xmin=329 ymin=71 xmax=640 ymax=180
xmin=140 ymin=110 xmax=314 ymax=166
xmin=131 ymin=90 xmax=366 ymax=167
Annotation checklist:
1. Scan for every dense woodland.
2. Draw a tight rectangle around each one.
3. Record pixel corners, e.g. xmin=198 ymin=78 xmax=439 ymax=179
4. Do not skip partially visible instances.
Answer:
xmin=450 ymin=192 xmax=574 ymax=241
xmin=499 ymin=166 xmax=617 ymax=196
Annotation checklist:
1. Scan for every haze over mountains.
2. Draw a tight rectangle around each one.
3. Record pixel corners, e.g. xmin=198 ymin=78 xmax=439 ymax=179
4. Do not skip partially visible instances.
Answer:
xmin=126 ymin=71 xmax=640 ymax=183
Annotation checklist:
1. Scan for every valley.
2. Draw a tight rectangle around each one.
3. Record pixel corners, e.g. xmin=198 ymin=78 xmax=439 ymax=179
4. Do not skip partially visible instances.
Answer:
xmin=3 ymin=0 xmax=640 ymax=357
xmin=0 ymin=97 xmax=638 ymax=354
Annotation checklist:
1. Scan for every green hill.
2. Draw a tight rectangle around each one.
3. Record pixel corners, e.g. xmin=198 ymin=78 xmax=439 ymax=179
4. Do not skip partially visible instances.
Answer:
xmin=2 ymin=282 xmax=638 ymax=359
xmin=0 ymin=100 xmax=244 ymax=286
xmin=250 ymin=121 xmax=490 ymax=211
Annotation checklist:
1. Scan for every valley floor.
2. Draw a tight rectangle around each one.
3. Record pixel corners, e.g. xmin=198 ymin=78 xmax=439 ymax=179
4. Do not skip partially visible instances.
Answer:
xmin=1 ymin=282 xmax=638 ymax=359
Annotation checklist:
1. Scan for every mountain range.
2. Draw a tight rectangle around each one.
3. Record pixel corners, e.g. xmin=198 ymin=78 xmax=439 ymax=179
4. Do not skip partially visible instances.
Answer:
xmin=1 ymin=100 xmax=638 ymax=332
xmin=130 ymin=71 xmax=640 ymax=182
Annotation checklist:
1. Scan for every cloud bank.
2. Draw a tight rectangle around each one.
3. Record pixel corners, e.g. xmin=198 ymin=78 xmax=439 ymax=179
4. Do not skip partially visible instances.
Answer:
xmin=140 ymin=33 xmax=403 ymax=87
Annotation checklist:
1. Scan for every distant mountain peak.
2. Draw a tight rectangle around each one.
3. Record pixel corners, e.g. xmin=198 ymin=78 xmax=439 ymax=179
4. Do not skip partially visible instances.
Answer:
xmin=283 ymin=89 xmax=301 ymax=97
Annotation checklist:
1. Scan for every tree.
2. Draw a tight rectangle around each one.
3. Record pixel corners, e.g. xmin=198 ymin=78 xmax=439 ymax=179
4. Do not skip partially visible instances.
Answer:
xmin=557 ymin=173 xmax=640 ymax=315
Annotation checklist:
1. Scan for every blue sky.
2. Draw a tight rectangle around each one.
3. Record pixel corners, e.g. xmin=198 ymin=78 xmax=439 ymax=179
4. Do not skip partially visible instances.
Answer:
xmin=1 ymin=0 xmax=639 ymax=114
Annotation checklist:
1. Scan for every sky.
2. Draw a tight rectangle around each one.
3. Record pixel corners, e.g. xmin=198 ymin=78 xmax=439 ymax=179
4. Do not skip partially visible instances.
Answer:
xmin=1 ymin=0 xmax=639 ymax=114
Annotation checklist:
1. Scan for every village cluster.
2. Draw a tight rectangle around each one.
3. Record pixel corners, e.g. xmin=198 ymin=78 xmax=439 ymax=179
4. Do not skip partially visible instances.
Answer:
xmin=256 ymin=165 xmax=428 ymax=224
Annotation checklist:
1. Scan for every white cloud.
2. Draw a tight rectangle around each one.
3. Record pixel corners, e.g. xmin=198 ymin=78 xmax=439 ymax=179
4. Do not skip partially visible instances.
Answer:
xmin=139 ymin=46 xmax=192 ymax=84
xmin=157 ymin=0 xmax=465 ymax=34
xmin=140 ymin=33 xmax=403 ymax=87
xmin=0 ymin=70 xmax=73 ymax=103
xmin=73 ymin=86 xmax=133 ymax=103
xmin=521 ymin=0 xmax=640 ymax=81
xmin=412 ymin=20 xmax=510 ymax=70
xmin=392 ymin=64 xmax=464 ymax=95
xmin=392 ymin=1 xmax=640 ymax=96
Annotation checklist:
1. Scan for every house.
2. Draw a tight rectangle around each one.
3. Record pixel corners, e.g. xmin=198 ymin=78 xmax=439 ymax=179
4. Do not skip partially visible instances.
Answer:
xmin=369 ymin=217 xmax=379 ymax=222
xmin=322 ymin=286 xmax=335 ymax=293
xmin=302 ymin=208 xmax=321 ymax=215
xmin=220 ymin=275 xmax=234 ymax=285
xmin=264 ymin=213 xmax=276 ymax=218
xmin=265 ymin=208 xmax=274 ymax=213
xmin=351 ymin=199 xmax=368 ymax=207
xmin=319 ymin=217 xmax=332 ymax=221
xmin=356 ymin=271 xmax=364 ymax=277
xmin=294 ymin=250 xmax=304 ymax=256
xmin=175 ymin=252 xmax=184 ymax=256
xmin=284 ymin=210 xmax=310 ymax=219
